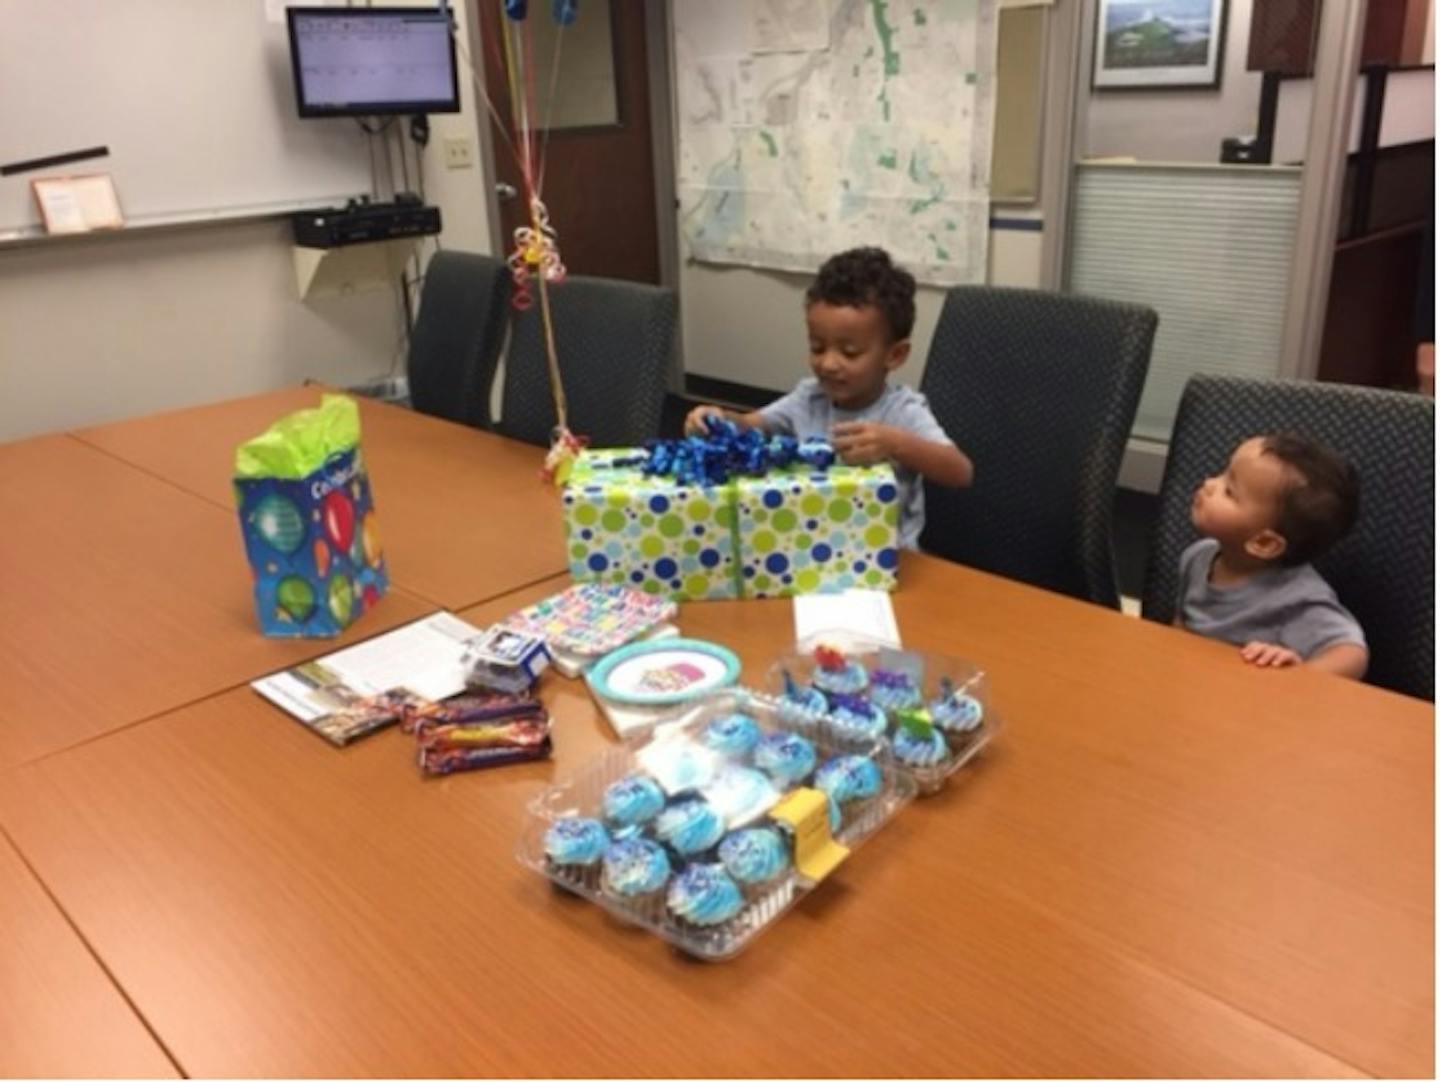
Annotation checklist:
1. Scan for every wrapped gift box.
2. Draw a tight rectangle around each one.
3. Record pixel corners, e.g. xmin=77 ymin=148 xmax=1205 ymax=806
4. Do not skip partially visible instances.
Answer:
xmin=562 ymin=449 xmax=741 ymax=600
xmin=733 ymin=464 xmax=901 ymax=598
xmin=563 ymin=448 xmax=901 ymax=602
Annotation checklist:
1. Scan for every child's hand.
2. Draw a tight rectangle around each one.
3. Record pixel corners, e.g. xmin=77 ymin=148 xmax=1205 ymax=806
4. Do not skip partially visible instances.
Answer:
xmin=685 ymin=405 xmax=728 ymax=435
xmin=1240 ymin=641 xmax=1302 ymax=668
xmin=831 ymin=421 xmax=899 ymax=466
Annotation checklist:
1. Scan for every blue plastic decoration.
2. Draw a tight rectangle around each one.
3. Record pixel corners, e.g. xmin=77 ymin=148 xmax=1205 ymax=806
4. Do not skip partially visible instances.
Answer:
xmin=505 ymin=0 xmax=527 ymax=20
xmin=552 ymin=0 xmax=578 ymax=26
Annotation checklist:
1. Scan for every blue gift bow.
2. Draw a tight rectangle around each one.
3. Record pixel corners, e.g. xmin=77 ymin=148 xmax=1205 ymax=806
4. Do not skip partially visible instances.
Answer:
xmin=606 ymin=417 xmax=836 ymax=486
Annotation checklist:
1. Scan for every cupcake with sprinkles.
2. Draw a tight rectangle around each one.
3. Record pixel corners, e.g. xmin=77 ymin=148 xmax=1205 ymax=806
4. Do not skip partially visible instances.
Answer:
xmin=718 ymin=826 xmax=791 ymax=887
xmin=826 ymin=693 xmax=888 ymax=741
xmin=811 ymin=644 xmax=868 ymax=695
xmin=601 ymin=774 xmax=665 ymax=828
xmin=870 ymin=668 xmax=922 ymax=712
xmin=702 ymin=712 xmax=762 ymax=758
xmin=600 ymin=837 xmax=672 ymax=902
xmin=666 ymin=862 xmax=745 ymax=926
xmin=754 ymin=730 xmax=817 ymax=787
xmin=779 ymin=669 xmax=829 ymax=715
xmin=815 ymin=755 xmax=883 ymax=805
xmin=929 ymin=677 xmax=984 ymax=740
xmin=890 ymin=709 xmax=950 ymax=768
xmin=543 ymin=816 xmax=610 ymax=870
xmin=653 ymin=798 xmax=727 ymax=857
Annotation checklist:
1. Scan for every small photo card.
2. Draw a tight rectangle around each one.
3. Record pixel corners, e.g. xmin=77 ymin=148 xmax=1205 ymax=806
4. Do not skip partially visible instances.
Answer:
xmin=31 ymin=173 xmax=123 ymax=234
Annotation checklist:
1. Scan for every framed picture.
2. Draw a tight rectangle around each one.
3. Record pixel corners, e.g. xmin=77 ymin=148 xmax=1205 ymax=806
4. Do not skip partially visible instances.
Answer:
xmin=1093 ymin=0 xmax=1227 ymax=90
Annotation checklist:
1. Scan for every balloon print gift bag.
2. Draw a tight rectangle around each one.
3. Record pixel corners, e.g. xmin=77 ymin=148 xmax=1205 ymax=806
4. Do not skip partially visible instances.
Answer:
xmin=234 ymin=394 xmax=388 ymax=637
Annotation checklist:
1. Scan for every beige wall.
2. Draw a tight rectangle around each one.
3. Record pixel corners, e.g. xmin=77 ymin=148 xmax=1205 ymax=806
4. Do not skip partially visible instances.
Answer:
xmin=0 ymin=0 xmax=493 ymax=444
xmin=680 ymin=221 xmax=1045 ymax=393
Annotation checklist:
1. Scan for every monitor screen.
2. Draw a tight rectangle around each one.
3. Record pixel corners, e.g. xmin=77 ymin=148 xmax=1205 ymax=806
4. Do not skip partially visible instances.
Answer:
xmin=287 ymin=7 xmax=460 ymax=117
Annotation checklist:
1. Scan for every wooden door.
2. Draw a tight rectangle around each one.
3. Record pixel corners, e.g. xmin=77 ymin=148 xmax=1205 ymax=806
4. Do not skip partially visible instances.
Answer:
xmin=478 ymin=0 xmax=661 ymax=284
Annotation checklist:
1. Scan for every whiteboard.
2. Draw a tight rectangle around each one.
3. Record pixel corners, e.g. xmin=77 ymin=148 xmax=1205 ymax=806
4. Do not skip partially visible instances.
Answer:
xmin=0 ymin=0 xmax=374 ymax=238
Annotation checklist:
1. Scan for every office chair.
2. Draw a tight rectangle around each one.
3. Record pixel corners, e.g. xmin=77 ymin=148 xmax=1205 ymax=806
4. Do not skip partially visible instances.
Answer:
xmin=407 ymin=251 xmax=511 ymax=428
xmin=498 ymin=275 xmax=678 ymax=448
xmin=919 ymin=285 xmax=1157 ymax=608
xmin=1142 ymin=374 xmax=1435 ymax=700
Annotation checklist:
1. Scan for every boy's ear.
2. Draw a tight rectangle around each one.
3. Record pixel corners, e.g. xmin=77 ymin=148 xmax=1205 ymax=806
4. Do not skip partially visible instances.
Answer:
xmin=1244 ymin=528 xmax=1288 ymax=562
xmin=885 ymin=338 xmax=911 ymax=371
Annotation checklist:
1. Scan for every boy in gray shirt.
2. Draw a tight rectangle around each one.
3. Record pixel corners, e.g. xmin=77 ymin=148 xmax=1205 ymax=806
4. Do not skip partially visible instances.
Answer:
xmin=685 ymin=247 xmax=972 ymax=548
xmin=1178 ymin=432 xmax=1367 ymax=678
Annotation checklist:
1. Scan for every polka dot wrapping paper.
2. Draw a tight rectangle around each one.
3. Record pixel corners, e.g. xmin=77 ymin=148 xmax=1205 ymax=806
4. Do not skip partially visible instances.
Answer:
xmin=562 ymin=450 xmax=899 ymax=601
xmin=563 ymin=450 xmax=740 ymax=600
xmin=734 ymin=465 xmax=900 ymax=598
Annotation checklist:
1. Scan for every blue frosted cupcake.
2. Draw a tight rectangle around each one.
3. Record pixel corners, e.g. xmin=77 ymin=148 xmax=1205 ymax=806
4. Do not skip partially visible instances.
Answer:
xmin=543 ymin=816 xmax=610 ymax=867
xmin=601 ymin=774 xmax=665 ymax=827
xmin=600 ymin=837 xmax=672 ymax=899
xmin=892 ymin=716 xmax=950 ymax=768
xmin=870 ymin=669 xmax=922 ymax=712
xmin=815 ymin=755 xmax=883 ymax=804
xmin=702 ymin=713 xmax=762 ymax=757
xmin=754 ymin=731 xmax=817 ymax=787
xmin=666 ymin=862 xmax=745 ymax=925
xmin=718 ymin=827 xmax=791 ymax=886
xmin=653 ymin=798 xmax=727 ymax=856
xmin=811 ymin=644 xmax=868 ymax=695
xmin=780 ymin=669 xmax=828 ymax=714
xmin=826 ymin=693 xmax=888 ymax=741
xmin=929 ymin=677 xmax=984 ymax=737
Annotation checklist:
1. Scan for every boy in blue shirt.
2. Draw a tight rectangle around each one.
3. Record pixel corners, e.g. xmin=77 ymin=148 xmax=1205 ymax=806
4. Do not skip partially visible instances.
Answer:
xmin=686 ymin=247 xmax=973 ymax=548
xmin=1178 ymin=433 xmax=1368 ymax=679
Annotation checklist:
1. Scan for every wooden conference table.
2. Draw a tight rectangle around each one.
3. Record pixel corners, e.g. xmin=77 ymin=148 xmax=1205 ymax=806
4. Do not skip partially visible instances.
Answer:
xmin=0 ymin=390 xmax=1431 ymax=1077
xmin=72 ymin=385 xmax=567 ymax=611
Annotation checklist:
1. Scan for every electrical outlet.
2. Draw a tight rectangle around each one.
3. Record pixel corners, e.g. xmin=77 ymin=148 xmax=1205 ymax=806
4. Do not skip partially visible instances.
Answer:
xmin=443 ymin=137 xmax=474 ymax=169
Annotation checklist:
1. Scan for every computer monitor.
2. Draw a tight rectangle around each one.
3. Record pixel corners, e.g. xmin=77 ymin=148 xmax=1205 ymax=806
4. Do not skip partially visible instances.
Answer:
xmin=286 ymin=6 xmax=460 ymax=118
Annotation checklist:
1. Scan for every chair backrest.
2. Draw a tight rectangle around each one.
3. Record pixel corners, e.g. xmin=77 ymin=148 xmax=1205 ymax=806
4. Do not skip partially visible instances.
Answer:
xmin=1141 ymin=374 xmax=1435 ymax=700
xmin=407 ymin=251 xmax=511 ymax=427
xmin=498 ymin=275 xmax=678 ymax=448
xmin=918 ymin=285 xmax=1157 ymax=607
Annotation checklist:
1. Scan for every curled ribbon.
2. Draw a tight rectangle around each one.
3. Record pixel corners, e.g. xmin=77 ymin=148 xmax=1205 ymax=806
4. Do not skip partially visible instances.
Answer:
xmin=542 ymin=425 xmax=588 ymax=486
xmin=606 ymin=417 xmax=836 ymax=487
xmin=507 ymin=196 xmax=568 ymax=311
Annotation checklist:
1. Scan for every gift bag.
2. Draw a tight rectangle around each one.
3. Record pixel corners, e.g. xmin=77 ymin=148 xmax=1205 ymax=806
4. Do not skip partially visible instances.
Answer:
xmin=234 ymin=394 xmax=387 ymax=637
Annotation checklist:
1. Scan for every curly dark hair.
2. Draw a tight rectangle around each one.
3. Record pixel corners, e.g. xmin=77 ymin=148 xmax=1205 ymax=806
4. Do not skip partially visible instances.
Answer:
xmin=1260 ymin=433 xmax=1360 ymax=566
xmin=805 ymin=247 xmax=916 ymax=343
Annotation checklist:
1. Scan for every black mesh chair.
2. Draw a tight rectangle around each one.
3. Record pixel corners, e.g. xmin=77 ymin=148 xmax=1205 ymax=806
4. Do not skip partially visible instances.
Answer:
xmin=1141 ymin=374 xmax=1435 ymax=700
xmin=919 ymin=286 xmax=1157 ymax=608
xmin=406 ymin=251 xmax=511 ymax=428
xmin=497 ymin=275 xmax=678 ymax=448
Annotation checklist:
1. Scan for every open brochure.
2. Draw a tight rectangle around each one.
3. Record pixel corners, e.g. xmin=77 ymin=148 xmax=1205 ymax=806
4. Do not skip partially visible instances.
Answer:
xmin=251 ymin=612 xmax=483 ymax=746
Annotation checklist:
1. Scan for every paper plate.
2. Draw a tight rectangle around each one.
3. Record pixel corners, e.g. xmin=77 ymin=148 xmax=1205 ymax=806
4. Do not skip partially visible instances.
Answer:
xmin=585 ymin=638 xmax=741 ymax=706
